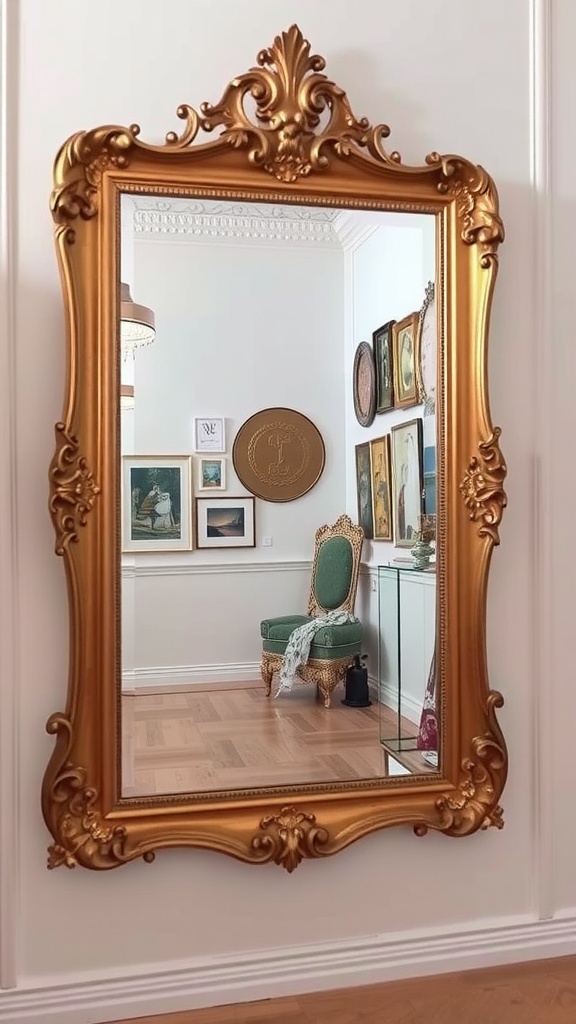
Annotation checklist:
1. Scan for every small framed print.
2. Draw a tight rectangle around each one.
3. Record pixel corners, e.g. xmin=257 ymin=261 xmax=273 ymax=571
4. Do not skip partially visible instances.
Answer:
xmin=372 ymin=320 xmax=395 ymax=413
xmin=197 ymin=457 xmax=226 ymax=491
xmin=370 ymin=434 xmax=393 ymax=541
xmin=122 ymin=456 xmax=192 ymax=552
xmin=391 ymin=419 xmax=424 ymax=547
xmin=392 ymin=312 xmax=419 ymax=409
xmin=193 ymin=417 xmax=225 ymax=452
xmin=195 ymin=497 xmax=255 ymax=549
xmin=355 ymin=442 xmax=374 ymax=539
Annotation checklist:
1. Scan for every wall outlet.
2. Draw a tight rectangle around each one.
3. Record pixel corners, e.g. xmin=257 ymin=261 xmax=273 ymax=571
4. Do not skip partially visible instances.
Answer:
xmin=262 ymin=536 xmax=273 ymax=547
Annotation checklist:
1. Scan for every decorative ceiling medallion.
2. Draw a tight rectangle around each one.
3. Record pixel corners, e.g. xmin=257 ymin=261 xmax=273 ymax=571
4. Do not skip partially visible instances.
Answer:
xmin=352 ymin=342 xmax=377 ymax=427
xmin=233 ymin=407 xmax=325 ymax=503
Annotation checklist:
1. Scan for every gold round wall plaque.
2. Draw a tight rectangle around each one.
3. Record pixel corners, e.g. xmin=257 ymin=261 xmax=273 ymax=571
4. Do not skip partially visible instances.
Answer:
xmin=232 ymin=407 xmax=326 ymax=502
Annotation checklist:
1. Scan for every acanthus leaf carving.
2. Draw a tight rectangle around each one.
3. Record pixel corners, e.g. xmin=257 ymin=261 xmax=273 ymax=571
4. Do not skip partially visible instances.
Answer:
xmin=49 ymin=423 xmax=100 ymax=555
xmin=429 ymin=153 xmax=505 ymax=265
xmin=50 ymin=126 xmax=136 ymax=229
xmin=251 ymin=806 xmax=329 ymax=871
xmin=460 ymin=428 xmax=508 ymax=544
xmin=436 ymin=691 xmax=507 ymax=836
xmin=43 ymin=714 xmax=137 ymax=870
xmin=200 ymin=24 xmax=391 ymax=183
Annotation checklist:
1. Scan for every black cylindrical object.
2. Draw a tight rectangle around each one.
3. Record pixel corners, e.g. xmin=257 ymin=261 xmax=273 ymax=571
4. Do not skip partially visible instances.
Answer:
xmin=341 ymin=654 xmax=371 ymax=708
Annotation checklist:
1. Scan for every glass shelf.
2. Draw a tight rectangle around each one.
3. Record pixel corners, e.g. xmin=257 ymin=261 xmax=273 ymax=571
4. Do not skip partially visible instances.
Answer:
xmin=377 ymin=564 xmax=438 ymax=774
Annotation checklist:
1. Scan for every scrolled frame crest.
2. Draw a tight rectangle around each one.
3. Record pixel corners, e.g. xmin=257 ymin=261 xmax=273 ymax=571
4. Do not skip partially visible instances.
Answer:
xmin=43 ymin=24 xmax=508 ymax=872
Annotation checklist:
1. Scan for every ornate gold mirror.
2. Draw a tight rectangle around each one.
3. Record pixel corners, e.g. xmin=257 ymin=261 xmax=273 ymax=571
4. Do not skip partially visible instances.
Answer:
xmin=43 ymin=25 xmax=508 ymax=871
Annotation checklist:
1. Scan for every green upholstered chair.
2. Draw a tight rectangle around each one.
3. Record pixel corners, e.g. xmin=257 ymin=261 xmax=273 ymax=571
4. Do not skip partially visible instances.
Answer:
xmin=260 ymin=514 xmax=364 ymax=708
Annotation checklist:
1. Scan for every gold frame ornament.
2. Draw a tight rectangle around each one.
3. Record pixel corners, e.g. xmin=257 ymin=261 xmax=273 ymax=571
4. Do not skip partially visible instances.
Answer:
xmin=44 ymin=24 xmax=508 ymax=872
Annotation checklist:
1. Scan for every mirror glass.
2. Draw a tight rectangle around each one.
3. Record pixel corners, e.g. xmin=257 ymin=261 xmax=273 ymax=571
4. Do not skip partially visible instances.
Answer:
xmin=119 ymin=194 xmax=438 ymax=798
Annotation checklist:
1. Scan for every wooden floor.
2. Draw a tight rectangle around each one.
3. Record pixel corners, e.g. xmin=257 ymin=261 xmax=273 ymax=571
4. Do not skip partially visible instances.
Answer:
xmin=112 ymin=956 xmax=576 ymax=1023
xmin=121 ymin=683 xmax=433 ymax=797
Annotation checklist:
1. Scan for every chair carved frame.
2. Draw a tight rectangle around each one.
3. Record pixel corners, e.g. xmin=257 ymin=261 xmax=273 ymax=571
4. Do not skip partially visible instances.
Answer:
xmin=261 ymin=514 xmax=365 ymax=707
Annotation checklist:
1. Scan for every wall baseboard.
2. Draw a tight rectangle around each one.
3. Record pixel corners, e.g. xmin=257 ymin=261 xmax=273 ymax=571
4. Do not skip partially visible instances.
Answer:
xmin=3 ymin=914 xmax=576 ymax=1023
xmin=125 ymin=662 xmax=262 ymax=689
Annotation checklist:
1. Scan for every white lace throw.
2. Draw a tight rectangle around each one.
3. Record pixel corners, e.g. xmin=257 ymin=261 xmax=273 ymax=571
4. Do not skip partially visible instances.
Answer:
xmin=274 ymin=611 xmax=358 ymax=697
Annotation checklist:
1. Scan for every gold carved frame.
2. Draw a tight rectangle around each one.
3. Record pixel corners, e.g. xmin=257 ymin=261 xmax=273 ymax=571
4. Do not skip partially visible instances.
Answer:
xmin=43 ymin=25 xmax=508 ymax=872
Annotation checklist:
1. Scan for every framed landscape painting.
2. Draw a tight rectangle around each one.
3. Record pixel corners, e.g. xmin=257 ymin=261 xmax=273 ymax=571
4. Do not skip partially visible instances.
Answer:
xmin=122 ymin=456 xmax=192 ymax=552
xmin=196 ymin=497 xmax=255 ymax=549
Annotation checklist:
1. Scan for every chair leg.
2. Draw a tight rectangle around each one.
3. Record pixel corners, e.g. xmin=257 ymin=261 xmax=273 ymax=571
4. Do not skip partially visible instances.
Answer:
xmin=261 ymin=655 xmax=273 ymax=697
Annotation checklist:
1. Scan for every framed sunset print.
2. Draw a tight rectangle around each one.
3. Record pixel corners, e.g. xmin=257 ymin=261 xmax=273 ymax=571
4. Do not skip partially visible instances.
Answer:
xmin=195 ymin=497 xmax=255 ymax=549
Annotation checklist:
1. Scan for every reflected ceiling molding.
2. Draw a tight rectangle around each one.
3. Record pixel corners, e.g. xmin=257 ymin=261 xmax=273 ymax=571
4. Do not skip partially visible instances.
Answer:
xmin=128 ymin=196 xmax=341 ymax=247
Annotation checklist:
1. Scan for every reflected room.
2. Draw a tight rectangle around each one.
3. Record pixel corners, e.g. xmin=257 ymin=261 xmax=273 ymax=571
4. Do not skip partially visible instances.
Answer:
xmin=119 ymin=194 xmax=439 ymax=798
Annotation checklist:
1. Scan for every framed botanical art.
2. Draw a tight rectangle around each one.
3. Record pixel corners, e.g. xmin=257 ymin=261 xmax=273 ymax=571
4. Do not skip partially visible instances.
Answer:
xmin=354 ymin=442 xmax=374 ymax=539
xmin=390 ymin=419 xmax=424 ymax=547
xmin=122 ymin=456 xmax=192 ymax=552
xmin=370 ymin=434 xmax=393 ymax=541
xmin=372 ymin=320 xmax=395 ymax=413
xmin=392 ymin=312 xmax=419 ymax=409
xmin=196 ymin=497 xmax=255 ymax=549
xmin=352 ymin=342 xmax=376 ymax=427
xmin=197 ymin=457 xmax=226 ymax=491
xmin=193 ymin=416 xmax=226 ymax=452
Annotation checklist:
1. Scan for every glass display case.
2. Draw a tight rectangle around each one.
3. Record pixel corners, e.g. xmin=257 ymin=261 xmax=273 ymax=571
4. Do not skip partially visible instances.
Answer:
xmin=378 ymin=565 xmax=438 ymax=775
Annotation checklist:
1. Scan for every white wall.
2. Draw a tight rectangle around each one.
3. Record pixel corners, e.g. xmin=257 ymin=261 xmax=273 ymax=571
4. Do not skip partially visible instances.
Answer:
xmin=2 ymin=0 xmax=574 ymax=1020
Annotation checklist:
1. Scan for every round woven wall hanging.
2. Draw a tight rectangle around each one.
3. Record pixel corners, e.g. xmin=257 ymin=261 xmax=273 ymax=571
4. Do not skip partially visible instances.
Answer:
xmin=232 ymin=407 xmax=326 ymax=503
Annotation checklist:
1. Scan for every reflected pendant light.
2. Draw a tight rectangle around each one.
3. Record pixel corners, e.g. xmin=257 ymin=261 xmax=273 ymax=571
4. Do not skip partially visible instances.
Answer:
xmin=120 ymin=282 xmax=156 ymax=357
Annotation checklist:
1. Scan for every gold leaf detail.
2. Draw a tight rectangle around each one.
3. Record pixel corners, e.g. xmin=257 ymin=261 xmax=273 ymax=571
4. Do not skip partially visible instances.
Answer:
xmin=50 ymin=126 xmax=136 ymax=227
xmin=430 ymin=155 xmax=505 ymax=265
xmin=49 ymin=423 xmax=100 ymax=555
xmin=200 ymin=25 xmax=389 ymax=183
xmin=437 ymin=692 xmax=507 ymax=835
xmin=43 ymin=715 xmax=131 ymax=870
xmin=252 ymin=806 xmax=329 ymax=871
xmin=460 ymin=428 xmax=507 ymax=544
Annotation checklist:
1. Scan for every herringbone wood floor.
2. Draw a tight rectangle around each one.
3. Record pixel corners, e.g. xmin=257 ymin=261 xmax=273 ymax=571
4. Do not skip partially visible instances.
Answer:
xmin=111 ymin=956 xmax=576 ymax=1022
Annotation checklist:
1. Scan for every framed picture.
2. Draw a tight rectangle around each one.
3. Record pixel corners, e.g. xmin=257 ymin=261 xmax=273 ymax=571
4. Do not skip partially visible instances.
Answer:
xmin=370 ymin=435 xmax=393 ymax=541
xmin=352 ymin=342 xmax=376 ymax=427
xmin=423 ymin=444 xmax=436 ymax=517
xmin=122 ymin=456 xmax=192 ymax=552
xmin=196 ymin=497 xmax=255 ymax=549
xmin=355 ymin=442 xmax=374 ymax=539
xmin=417 ymin=281 xmax=437 ymax=416
xmin=197 ymin=457 xmax=226 ymax=491
xmin=372 ymin=320 xmax=395 ymax=413
xmin=392 ymin=312 xmax=419 ymax=409
xmin=193 ymin=417 xmax=226 ymax=452
xmin=391 ymin=419 xmax=424 ymax=547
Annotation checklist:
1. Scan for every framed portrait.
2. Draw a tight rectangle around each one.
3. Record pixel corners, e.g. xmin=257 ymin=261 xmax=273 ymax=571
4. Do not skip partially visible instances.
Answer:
xmin=354 ymin=442 xmax=374 ymax=539
xmin=372 ymin=320 xmax=395 ymax=413
xmin=197 ymin=457 xmax=226 ymax=491
xmin=390 ymin=419 xmax=424 ymax=547
xmin=193 ymin=416 xmax=226 ymax=452
xmin=195 ymin=497 xmax=255 ymax=549
xmin=370 ymin=435 xmax=393 ymax=541
xmin=352 ymin=342 xmax=376 ymax=427
xmin=392 ymin=312 xmax=420 ymax=409
xmin=122 ymin=456 xmax=192 ymax=552
xmin=416 ymin=281 xmax=437 ymax=416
